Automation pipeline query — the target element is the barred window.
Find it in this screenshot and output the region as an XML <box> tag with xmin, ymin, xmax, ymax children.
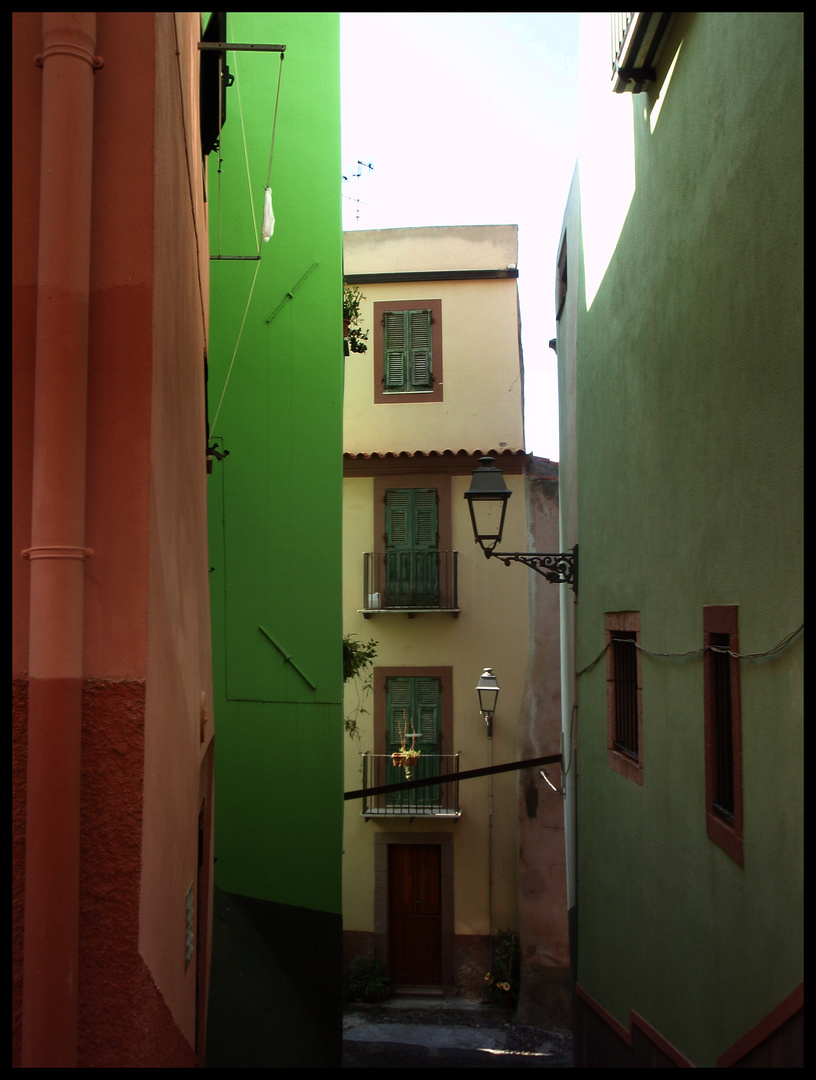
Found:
<box><xmin>704</xmin><ymin>606</ymin><xmax>743</xmax><ymax>865</ymax></box>
<box><xmin>606</xmin><ymin>612</ymin><xmax>643</xmax><ymax>785</ymax></box>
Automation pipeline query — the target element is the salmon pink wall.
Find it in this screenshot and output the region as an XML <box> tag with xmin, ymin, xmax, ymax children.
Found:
<box><xmin>13</xmin><ymin>12</ymin><xmax>214</xmax><ymax>1066</ymax></box>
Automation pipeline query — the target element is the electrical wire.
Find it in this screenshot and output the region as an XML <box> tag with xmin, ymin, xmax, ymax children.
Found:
<box><xmin>576</xmin><ymin>623</ymin><xmax>803</xmax><ymax>678</ymax></box>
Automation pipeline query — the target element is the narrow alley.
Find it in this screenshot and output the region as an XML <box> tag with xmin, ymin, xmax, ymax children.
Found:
<box><xmin>342</xmin><ymin>998</ymin><xmax>572</xmax><ymax>1068</ymax></box>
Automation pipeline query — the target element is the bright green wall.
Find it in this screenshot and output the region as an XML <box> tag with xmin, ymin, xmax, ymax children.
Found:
<box><xmin>571</xmin><ymin>12</ymin><xmax>802</xmax><ymax>1065</ymax></box>
<box><xmin>206</xmin><ymin>12</ymin><xmax>343</xmax><ymax>912</ymax></box>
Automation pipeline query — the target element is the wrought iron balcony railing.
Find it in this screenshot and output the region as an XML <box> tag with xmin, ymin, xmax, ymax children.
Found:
<box><xmin>611</xmin><ymin>12</ymin><xmax>674</xmax><ymax>94</ymax></box>
<box><xmin>361</xmin><ymin>550</ymin><xmax>459</xmax><ymax>614</ymax></box>
<box><xmin>359</xmin><ymin>752</ymin><xmax>461</xmax><ymax>818</ymax></box>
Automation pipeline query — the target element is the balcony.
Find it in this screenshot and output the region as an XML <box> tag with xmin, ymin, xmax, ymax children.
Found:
<box><xmin>359</xmin><ymin>753</ymin><xmax>461</xmax><ymax>819</ymax></box>
<box><xmin>611</xmin><ymin>12</ymin><xmax>674</xmax><ymax>94</ymax></box>
<box><xmin>360</xmin><ymin>550</ymin><xmax>459</xmax><ymax>616</ymax></box>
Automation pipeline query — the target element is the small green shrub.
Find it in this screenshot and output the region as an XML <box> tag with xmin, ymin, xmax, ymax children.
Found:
<box><xmin>484</xmin><ymin>927</ymin><xmax>520</xmax><ymax>1004</ymax></box>
<box><xmin>345</xmin><ymin>955</ymin><xmax>391</xmax><ymax>1003</ymax></box>
<box><xmin>343</xmin><ymin>634</ymin><xmax>377</xmax><ymax>742</ymax></box>
<box><xmin>343</xmin><ymin>284</ymin><xmax>369</xmax><ymax>354</ymax></box>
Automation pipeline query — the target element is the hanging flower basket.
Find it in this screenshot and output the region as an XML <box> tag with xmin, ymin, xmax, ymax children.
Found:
<box><xmin>391</xmin><ymin>751</ymin><xmax>421</xmax><ymax>772</ymax></box>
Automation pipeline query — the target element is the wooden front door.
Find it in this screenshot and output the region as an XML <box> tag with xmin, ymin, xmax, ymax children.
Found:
<box><xmin>388</xmin><ymin>844</ymin><xmax>442</xmax><ymax>987</ymax></box>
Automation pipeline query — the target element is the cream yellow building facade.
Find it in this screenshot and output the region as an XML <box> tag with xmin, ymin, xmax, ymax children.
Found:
<box><xmin>341</xmin><ymin>225</ymin><xmax>556</xmax><ymax>999</ymax></box>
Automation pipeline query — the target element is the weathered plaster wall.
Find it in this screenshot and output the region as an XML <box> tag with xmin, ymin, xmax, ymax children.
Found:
<box><xmin>566</xmin><ymin>11</ymin><xmax>803</xmax><ymax>1067</ymax></box>
<box><xmin>13</xmin><ymin>11</ymin><xmax>214</xmax><ymax>1065</ymax></box>
<box><xmin>517</xmin><ymin>458</ymin><xmax>570</xmax><ymax>1030</ymax></box>
<box><xmin>343</xmin><ymin>227</ymin><xmax>524</xmax><ymax>455</ymax></box>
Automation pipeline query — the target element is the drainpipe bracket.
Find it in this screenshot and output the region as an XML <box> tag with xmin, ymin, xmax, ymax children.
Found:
<box><xmin>22</xmin><ymin>545</ymin><xmax>94</xmax><ymax>560</ymax></box>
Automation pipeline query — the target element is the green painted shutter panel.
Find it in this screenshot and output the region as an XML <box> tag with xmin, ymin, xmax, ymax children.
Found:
<box><xmin>413</xmin><ymin>489</ymin><xmax>438</xmax><ymax>549</ymax></box>
<box><xmin>385</xmin><ymin>489</ymin><xmax>412</xmax><ymax>606</ymax></box>
<box><xmin>384</xmin><ymin>311</ymin><xmax>407</xmax><ymax>389</ymax></box>
<box><xmin>412</xmin><ymin>489</ymin><xmax>439</xmax><ymax>606</ymax></box>
<box><xmin>409</xmin><ymin>309</ymin><xmax>433</xmax><ymax>387</ymax></box>
<box><xmin>385</xmin><ymin>489</ymin><xmax>439</xmax><ymax>607</ymax></box>
<box><xmin>387</xmin><ymin>677</ymin><xmax>413</xmax><ymax>743</ymax></box>
<box><xmin>415</xmin><ymin>677</ymin><xmax>441</xmax><ymax>743</ymax></box>
<box><xmin>385</xmin><ymin>489</ymin><xmax>411</xmax><ymax>549</ymax></box>
<box><xmin>385</xmin><ymin>676</ymin><xmax>442</xmax><ymax>808</ymax></box>
<box><xmin>383</xmin><ymin>309</ymin><xmax>432</xmax><ymax>391</ymax></box>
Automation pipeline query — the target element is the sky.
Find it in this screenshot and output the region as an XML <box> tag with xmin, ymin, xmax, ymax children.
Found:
<box><xmin>340</xmin><ymin>12</ymin><xmax>581</xmax><ymax>462</ymax></box>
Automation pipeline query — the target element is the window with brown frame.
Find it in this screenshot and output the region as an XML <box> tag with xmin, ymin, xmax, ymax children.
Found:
<box><xmin>703</xmin><ymin>605</ymin><xmax>743</xmax><ymax>865</ymax></box>
<box><xmin>606</xmin><ymin>611</ymin><xmax>643</xmax><ymax>785</ymax></box>
<box><xmin>374</xmin><ymin>299</ymin><xmax>443</xmax><ymax>404</ymax></box>
<box><xmin>373</xmin><ymin>666</ymin><xmax>453</xmax><ymax>757</ymax></box>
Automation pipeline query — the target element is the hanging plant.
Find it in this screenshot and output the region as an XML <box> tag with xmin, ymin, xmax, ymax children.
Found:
<box><xmin>343</xmin><ymin>634</ymin><xmax>377</xmax><ymax>742</ymax></box>
<box><xmin>390</xmin><ymin>714</ymin><xmax>421</xmax><ymax>777</ymax></box>
<box><xmin>343</xmin><ymin>283</ymin><xmax>369</xmax><ymax>354</ymax></box>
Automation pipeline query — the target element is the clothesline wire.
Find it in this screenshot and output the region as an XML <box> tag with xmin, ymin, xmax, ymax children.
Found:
<box><xmin>266</xmin><ymin>52</ymin><xmax>284</xmax><ymax>189</ymax></box>
<box><xmin>210</xmin><ymin>46</ymin><xmax>285</xmax><ymax>440</ymax></box>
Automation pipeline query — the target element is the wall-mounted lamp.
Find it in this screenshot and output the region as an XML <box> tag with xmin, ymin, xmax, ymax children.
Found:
<box><xmin>476</xmin><ymin>667</ymin><xmax>500</xmax><ymax>738</ymax></box>
<box><xmin>464</xmin><ymin>456</ymin><xmax>578</xmax><ymax>592</ymax></box>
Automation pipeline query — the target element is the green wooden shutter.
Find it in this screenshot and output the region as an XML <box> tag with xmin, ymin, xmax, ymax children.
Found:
<box><xmin>383</xmin><ymin>311</ymin><xmax>407</xmax><ymax>389</ymax></box>
<box><xmin>385</xmin><ymin>489</ymin><xmax>439</xmax><ymax>607</ymax></box>
<box><xmin>409</xmin><ymin>309</ymin><xmax>433</xmax><ymax>388</ymax></box>
<box><xmin>412</xmin><ymin>489</ymin><xmax>439</xmax><ymax>606</ymax></box>
<box><xmin>412</xmin><ymin>489</ymin><xmax>438</xmax><ymax>549</ymax></box>
<box><xmin>383</xmin><ymin>309</ymin><xmax>433</xmax><ymax>391</ymax></box>
<box><xmin>386</xmin><ymin>676</ymin><xmax>413</xmax><ymax>744</ymax></box>
<box><xmin>385</xmin><ymin>489</ymin><xmax>412</xmax><ymax>606</ymax></box>
<box><xmin>386</xmin><ymin>676</ymin><xmax>442</xmax><ymax>807</ymax></box>
<box><xmin>415</xmin><ymin>677</ymin><xmax>441</xmax><ymax>745</ymax></box>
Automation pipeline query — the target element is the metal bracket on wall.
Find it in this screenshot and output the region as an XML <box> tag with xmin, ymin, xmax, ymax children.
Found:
<box><xmin>201</xmin><ymin>38</ymin><xmax>287</xmax><ymax>260</ymax></box>
<box><xmin>266</xmin><ymin>262</ymin><xmax>318</xmax><ymax>323</ymax></box>
<box><xmin>258</xmin><ymin>625</ymin><xmax>316</xmax><ymax>692</ymax></box>
<box><xmin>488</xmin><ymin>544</ymin><xmax>578</xmax><ymax>593</ymax></box>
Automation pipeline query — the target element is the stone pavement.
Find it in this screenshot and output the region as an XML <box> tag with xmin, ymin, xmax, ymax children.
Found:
<box><xmin>342</xmin><ymin>997</ymin><xmax>573</xmax><ymax>1068</ymax></box>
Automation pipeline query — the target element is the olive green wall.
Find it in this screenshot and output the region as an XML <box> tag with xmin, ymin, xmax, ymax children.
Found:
<box><xmin>561</xmin><ymin>12</ymin><xmax>802</xmax><ymax>1067</ymax></box>
<box><xmin>205</xmin><ymin>11</ymin><xmax>343</xmax><ymax>915</ymax></box>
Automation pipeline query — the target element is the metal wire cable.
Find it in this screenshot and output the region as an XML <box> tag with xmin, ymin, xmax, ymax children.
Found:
<box><xmin>577</xmin><ymin>623</ymin><xmax>803</xmax><ymax>678</ymax></box>
<box><xmin>210</xmin><ymin>45</ymin><xmax>285</xmax><ymax>439</ymax></box>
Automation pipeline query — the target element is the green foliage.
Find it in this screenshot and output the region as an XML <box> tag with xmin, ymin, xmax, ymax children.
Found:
<box><xmin>343</xmin><ymin>283</ymin><xmax>369</xmax><ymax>354</ymax></box>
<box><xmin>343</xmin><ymin>634</ymin><xmax>377</xmax><ymax>741</ymax></box>
<box><xmin>484</xmin><ymin>928</ymin><xmax>520</xmax><ymax>1004</ymax></box>
<box><xmin>344</xmin><ymin>955</ymin><xmax>391</xmax><ymax>1003</ymax></box>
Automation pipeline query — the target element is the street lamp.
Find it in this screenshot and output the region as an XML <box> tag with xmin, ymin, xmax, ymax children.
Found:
<box><xmin>464</xmin><ymin>456</ymin><xmax>578</xmax><ymax>592</ymax></box>
<box><xmin>476</xmin><ymin>666</ymin><xmax>500</xmax><ymax>977</ymax></box>
<box><xmin>476</xmin><ymin>667</ymin><xmax>500</xmax><ymax>737</ymax></box>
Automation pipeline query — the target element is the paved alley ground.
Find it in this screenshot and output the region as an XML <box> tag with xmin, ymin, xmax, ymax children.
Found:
<box><xmin>342</xmin><ymin>998</ymin><xmax>573</xmax><ymax>1068</ymax></box>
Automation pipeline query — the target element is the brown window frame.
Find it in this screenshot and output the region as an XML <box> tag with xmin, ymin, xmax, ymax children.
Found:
<box><xmin>703</xmin><ymin>605</ymin><xmax>743</xmax><ymax>865</ymax></box>
<box><xmin>374</xmin><ymin>299</ymin><xmax>444</xmax><ymax>404</ymax></box>
<box><xmin>374</xmin><ymin>474</ymin><xmax>452</xmax><ymax>553</ymax></box>
<box><xmin>373</xmin><ymin>666</ymin><xmax>453</xmax><ymax>756</ymax></box>
<box><xmin>605</xmin><ymin>611</ymin><xmax>643</xmax><ymax>785</ymax></box>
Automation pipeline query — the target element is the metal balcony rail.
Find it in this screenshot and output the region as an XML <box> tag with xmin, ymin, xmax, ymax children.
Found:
<box><xmin>361</xmin><ymin>550</ymin><xmax>458</xmax><ymax>613</ymax></box>
<box><xmin>360</xmin><ymin>753</ymin><xmax>461</xmax><ymax>818</ymax></box>
<box><xmin>611</xmin><ymin>12</ymin><xmax>674</xmax><ymax>94</ymax></box>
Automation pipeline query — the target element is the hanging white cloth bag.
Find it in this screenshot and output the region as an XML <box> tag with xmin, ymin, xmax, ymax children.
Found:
<box><xmin>262</xmin><ymin>186</ymin><xmax>275</xmax><ymax>242</ymax></box>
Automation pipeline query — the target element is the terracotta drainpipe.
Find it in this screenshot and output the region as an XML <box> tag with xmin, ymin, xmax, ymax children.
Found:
<box><xmin>22</xmin><ymin>13</ymin><xmax>101</xmax><ymax>1068</ymax></box>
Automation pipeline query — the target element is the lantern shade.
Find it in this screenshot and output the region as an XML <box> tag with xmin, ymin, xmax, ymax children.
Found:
<box><xmin>464</xmin><ymin>457</ymin><xmax>512</xmax><ymax>552</ymax></box>
<box><xmin>476</xmin><ymin>667</ymin><xmax>500</xmax><ymax>716</ymax></box>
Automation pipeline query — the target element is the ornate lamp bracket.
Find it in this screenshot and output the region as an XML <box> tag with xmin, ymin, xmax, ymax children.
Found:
<box><xmin>485</xmin><ymin>545</ymin><xmax>578</xmax><ymax>593</ymax></box>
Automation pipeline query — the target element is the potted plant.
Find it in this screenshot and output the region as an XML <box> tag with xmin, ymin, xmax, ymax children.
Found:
<box><xmin>390</xmin><ymin>715</ymin><xmax>421</xmax><ymax>777</ymax></box>
<box><xmin>483</xmin><ymin>928</ymin><xmax>520</xmax><ymax>1007</ymax></box>
<box><xmin>343</xmin><ymin>283</ymin><xmax>369</xmax><ymax>355</ymax></box>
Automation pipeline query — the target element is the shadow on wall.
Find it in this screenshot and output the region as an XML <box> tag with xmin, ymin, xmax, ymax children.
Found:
<box><xmin>206</xmin><ymin>887</ymin><xmax>342</xmax><ymax>1068</ymax></box>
